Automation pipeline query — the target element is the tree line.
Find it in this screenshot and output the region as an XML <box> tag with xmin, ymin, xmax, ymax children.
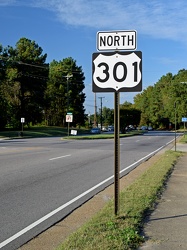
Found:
<box><xmin>0</xmin><ymin>38</ymin><xmax>85</xmax><ymax>129</ymax></box>
<box><xmin>93</xmin><ymin>69</ymin><xmax>187</xmax><ymax>131</ymax></box>
<box><xmin>1</xmin><ymin>37</ymin><xmax>187</xmax><ymax>130</ymax></box>
<box><xmin>133</xmin><ymin>69</ymin><xmax>187</xmax><ymax>129</ymax></box>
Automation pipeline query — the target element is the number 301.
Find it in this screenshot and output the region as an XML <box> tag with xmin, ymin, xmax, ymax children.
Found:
<box><xmin>96</xmin><ymin>62</ymin><xmax>138</xmax><ymax>83</ymax></box>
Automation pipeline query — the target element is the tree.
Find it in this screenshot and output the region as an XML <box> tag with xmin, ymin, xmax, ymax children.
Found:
<box><xmin>2</xmin><ymin>38</ymin><xmax>48</xmax><ymax>127</ymax></box>
<box><xmin>120</xmin><ymin>101</ymin><xmax>141</xmax><ymax>130</ymax></box>
<box><xmin>0</xmin><ymin>44</ymin><xmax>9</xmax><ymax>128</ymax></box>
<box><xmin>133</xmin><ymin>70</ymin><xmax>187</xmax><ymax>129</ymax></box>
<box><xmin>45</xmin><ymin>57</ymin><xmax>86</xmax><ymax>126</ymax></box>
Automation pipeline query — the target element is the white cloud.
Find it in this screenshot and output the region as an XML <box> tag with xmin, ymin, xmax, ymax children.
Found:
<box><xmin>2</xmin><ymin>0</ymin><xmax>187</xmax><ymax>43</ymax></box>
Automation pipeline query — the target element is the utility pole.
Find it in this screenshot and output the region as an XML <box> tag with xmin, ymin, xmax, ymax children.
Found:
<box><xmin>63</xmin><ymin>74</ymin><xmax>73</xmax><ymax>136</ymax></box>
<box><xmin>98</xmin><ymin>96</ymin><xmax>105</xmax><ymax>131</ymax></box>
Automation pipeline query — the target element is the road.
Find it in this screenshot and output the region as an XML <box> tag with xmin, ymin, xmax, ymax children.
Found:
<box><xmin>0</xmin><ymin>131</ymin><xmax>177</xmax><ymax>249</ymax></box>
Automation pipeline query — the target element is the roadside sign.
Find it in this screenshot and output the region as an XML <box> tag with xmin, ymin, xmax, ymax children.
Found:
<box><xmin>66</xmin><ymin>114</ymin><xmax>73</xmax><ymax>123</ymax></box>
<box><xmin>182</xmin><ymin>117</ymin><xmax>187</xmax><ymax>122</ymax></box>
<box><xmin>92</xmin><ymin>51</ymin><xmax>142</xmax><ymax>92</ymax></box>
<box><xmin>97</xmin><ymin>30</ymin><xmax>137</xmax><ymax>51</ymax></box>
<box><xmin>21</xmin><ymin>118</ymin><xmax>25</xmax><ymax>123</ymax></box>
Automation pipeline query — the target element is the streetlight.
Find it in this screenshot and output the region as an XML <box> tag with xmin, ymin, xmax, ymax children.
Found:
<box><xmin>98</xmin><ymin>96</ymin><xmax>105</xmax><ymax>131</ymax></box>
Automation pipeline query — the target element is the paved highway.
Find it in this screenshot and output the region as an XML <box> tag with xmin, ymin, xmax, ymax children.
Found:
<box><xmin>0</xmin><ymin>131</ymin><xmax>177</xmax><ymax>249</ymax></box>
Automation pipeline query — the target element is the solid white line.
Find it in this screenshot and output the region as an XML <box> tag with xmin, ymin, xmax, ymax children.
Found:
<box><xmin>0</xmin><ymin>139</ymin><xmax>174</xmax><ymax>248</ymax></box>
<box><xmin>49</xmin><ymin>154</ymin><xmax>71</xmax><ymax>161</ymax></box>
<box><xmin>0</xmin><ymin>175</ymin><xmax>113</xmax><ymax>249</ymax></box>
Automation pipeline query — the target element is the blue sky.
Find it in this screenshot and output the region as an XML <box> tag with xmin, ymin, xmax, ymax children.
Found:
<box><xmin>1</xmin><ymin>0</ymin><xmax>187</xmax><ymax>114</ymax></box>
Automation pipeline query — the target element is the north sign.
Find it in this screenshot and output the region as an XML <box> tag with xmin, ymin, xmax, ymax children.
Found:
<box><xmin>97</xmin><ymin>30</ymin><xmax>137</xmax><ymax>51</ymax></box>
<box><xmin>92</xmin><ymin>51</ymin><xmax>142</xmax><ymax>92</ymax></box>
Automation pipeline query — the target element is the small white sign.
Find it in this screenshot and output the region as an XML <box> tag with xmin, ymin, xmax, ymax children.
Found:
<box><xmin>71</xmin><ymin>129</ymin><xmax>77</xmax><ymax>135</ymax></box>
<box><xmin>97</xmin><ymin>30</ymin><xmax>137</xmax><ymax>51</ymax></box>
<box><xmin>66</xmin><ymin>114</ymin><xmax>73</xmax><ymax>123</ymax></box>
<box><xmin>21</xmin><ymin>118</ymin><xmax>25</xmax><ymax>123</ymax></box>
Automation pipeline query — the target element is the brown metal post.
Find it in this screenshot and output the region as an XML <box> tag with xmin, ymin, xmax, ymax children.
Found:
<box><xmin>114</xmin><ymin>91</ymin><xmax>120</xmax><ymax>215</ymax></box>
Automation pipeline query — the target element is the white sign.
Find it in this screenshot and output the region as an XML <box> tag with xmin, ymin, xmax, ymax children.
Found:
<box><xmin>66</xmin><ymin>114</ymin><xmax>73</xmax><ymax>123</ymax></box>
<box><xmin>71</xmin><ymin>129</ymin><xmax>77</xmax><ymax>135</ymax></box>
<box><xmin>97</xmin><ymin>30</ymin><xmax>137</xmax><ymax>51</ymax></box>
<box><xmin>21</xmin><ymin>118</ymin><xmax>25</xmax><ymax>123</ymax></box>
<box><xmin>182</xmin><ymin>117</ymin><xmax>187</xmax><ymax>122</ymax></box>
<box><xmin>92</xmin><ymin>51</ymin><xmax>142</xmax><ymax>92</ymax></box>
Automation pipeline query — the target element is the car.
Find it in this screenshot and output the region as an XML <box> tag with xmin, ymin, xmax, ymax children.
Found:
<box><xmin>108</xmin><ymin>125</ymin><xmax>114</xmax><ymax>131</ymax></box>
<box><xmin>141</xmin><ymin>126</ymin><xmax>148</xmax><ymax>130</ymax></box>
<box><xmin>102</xmin><ymin>127</ymin><xmax>108</xmax><ymax>132</ymax></box>
<box><xmin>90</xmin><ymin>127</ymin><xmax>101</xmax><ymax>134</ymax></box>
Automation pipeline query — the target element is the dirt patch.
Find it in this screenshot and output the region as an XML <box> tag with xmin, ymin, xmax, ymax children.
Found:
<box><xmin>19</xmin><ymin>148</ymin><xmax>168</xmax><ymax>250</ymax></box>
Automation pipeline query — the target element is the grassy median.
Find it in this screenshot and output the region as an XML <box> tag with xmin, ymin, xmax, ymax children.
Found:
<box><xmin>57</xmin><ymin>150</ymin><xmax>182</xmax><ymax>250</ymax></box>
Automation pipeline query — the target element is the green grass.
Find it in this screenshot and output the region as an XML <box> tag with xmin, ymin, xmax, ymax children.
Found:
<box><xmin>180</xmin><ymin>132</ymin><xmax>187</xmax><ymax>143</ymax></box>
<box><xmin>0</xmin><ymin>126</ymin><xmax>143</xmax><ymax>139</ymax></box>
<box><xmin>57</xmin><ymin>150</ymin><xmax>182</xmax><ymax>250</ymax></box>
<box><xmin>0</xmin><ymin>126</ymin><xmax>90</xmax><ymax>138</ymax></box>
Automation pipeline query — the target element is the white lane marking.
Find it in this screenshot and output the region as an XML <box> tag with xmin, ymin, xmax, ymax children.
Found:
<box><xmin>49</xmin><ymin>154</ymin><xmax>71</xmax><ymax>161</ymax></box>
<box><xmin>0</xmin><ymin>175</ymin><xmax>114</xmax><ymax>249</ymax></box>
<box><xmin>0</xmin><ymin>138</ymin><xmax>174</xmax><ymax>249</ymax></box>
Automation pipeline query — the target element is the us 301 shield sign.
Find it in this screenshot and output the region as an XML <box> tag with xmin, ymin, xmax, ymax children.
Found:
<box><xmin>92</xmin><ymin>51</ymin><xmax>142</xmax><ymax>92</ymax></box>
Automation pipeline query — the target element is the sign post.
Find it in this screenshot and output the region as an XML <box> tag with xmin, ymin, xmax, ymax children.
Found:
<box><xmin>93</xmin><ymin>30</ymin><xmax>142</xmax><ymax>215</ymax></box>
<box><xmin>114</xmin><ymin>91</ymin><xmax>120</xmax><ymax>215</ymax></box>
<box><xmin>66</xmin><ymin>113</ymin><xmax>73</xmax><ymax>136</ymax></box>
<box><xmin>21</xmin><ymin>118</ymin><xmax>25</xmax><ymax>136</ymax></box>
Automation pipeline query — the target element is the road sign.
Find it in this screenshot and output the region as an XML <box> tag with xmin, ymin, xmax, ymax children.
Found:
<box><xmin>21</xmin><ymin>118</ymin><xmax>25</xmax><ymax>123</ymax></box>
<box><xmin>66</xmin><ymin>114</ymin><xmax>73</xmax><ymax>123</ymax></box>
<box><xmin>92</xmin><ymin>51</ymin><xmax>142</xmax><ymax>92</ymax></box>
<box><xmin>182</xmin><ymin>117</ymin><xmax>187</xmax><ymax>122</ymax></box>
<box><xmin>97</xmin><ymin>30</ymin><xmax>137</xmax><ymax>51</ymax></box>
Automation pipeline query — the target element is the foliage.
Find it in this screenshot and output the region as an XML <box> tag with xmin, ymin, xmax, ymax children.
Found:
<box><xmin>45</xmin><ymin>58</ymin><xmax>86</xmax><ymax>126</ymax></box>
<box><xmin>0</xmin><ymin>38</ymin><xmax>49</xmax><ymax>128</ymax></box>
<box><xmin>134</xmin><ymin>70</ymin><xmax>187</xmax><ymax>129</ymax></box>
<box><xmin>120</xmin><ymin>101</ymin><xmax>141</xmax><ymax>131</ymax></box>
<box><xmin>0</xmin><ymin>38</ymin><xmax>86</xmax><ymax>129</ymax></box>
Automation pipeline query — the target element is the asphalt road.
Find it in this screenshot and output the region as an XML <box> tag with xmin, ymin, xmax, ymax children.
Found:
<box><xmin>0</xmin><ymin>131</ymin><xmax>178</xmax><ymax>249</ymax></box>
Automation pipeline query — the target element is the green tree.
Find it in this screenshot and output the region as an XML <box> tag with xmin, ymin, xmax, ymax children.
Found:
<box><xmin>2</xmin><ymin>38</ymin><xmax>48</xmax><ymax>127</ymax></box>
<box><xmin>45</xmin><ymin>57</ymin><xmax>86</xmax><ymax>126</ymax></box>
<box><xmin>134</xmin><ymin>70</ymin><xmax>187</xmax><ymax>129</ymax></box>
<box><xmin>120</xmin><ymin>101</ymin><xmax>141</xmax><ymax>131</ymax></box>
<box><xmin>0</xmin><ymin>44</ymin><xmax>9</xmax><ymax>128</ymax></box>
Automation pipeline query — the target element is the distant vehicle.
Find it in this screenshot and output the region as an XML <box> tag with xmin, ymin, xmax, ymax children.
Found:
<box><xmin>108</xmin><ymin>125</ymin><xmax>114</xmax><ymax>131</ymax></box>
<box><xmin>90</xmin><ymin>127</ymin><xmax>101</xmax><ymax>134</ymax></box>
<box><xmin>125</xmin><ymin>125</ymin><xmax>135</xmax><ymax>131</ymax></box>
<box><xmin>141</xmin><ymin>126</ymin><xmax>148</xmax><ymax>130</ymax></box>
<box><xmin>148</xmin><ymin>126</ymin><xmax>153</xmax><ymax>131</ymax></box>
<box><xmin>102</xmin><ymin>127</ymin><xmax>108</xmax><ymax>132</ymax></box>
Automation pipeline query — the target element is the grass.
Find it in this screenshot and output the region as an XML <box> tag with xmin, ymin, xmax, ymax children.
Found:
<box><xmin>57</xmin><ymin>150</ymin><xmax>182</xmax><ymax>250</ymax></box>
<box><xmin>0</xmin><ymin>126</ymin><xmax>89</xmax><ymax>138</ymax></box>
<box><xmin>180</xmin><ymin>132</ymin><xmax>187</xmax><ymax>143</ymax></box>
<box><xmin>0</xmin><ymin>126</ymin><xmax>143</xmax><ymax>139</ymax></box>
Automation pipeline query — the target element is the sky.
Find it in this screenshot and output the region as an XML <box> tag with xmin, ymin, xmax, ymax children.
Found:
<box><xmin>1</xmin><ymin>0</ymin><xmax>187</xmax><ymax>114</ymax></box>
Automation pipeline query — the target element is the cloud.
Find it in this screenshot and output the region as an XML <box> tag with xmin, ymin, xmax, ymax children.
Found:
<box><xmin>2</xmin><ymin>0</ymin><xmax>187</xmax><ymax>43</ymax></box>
